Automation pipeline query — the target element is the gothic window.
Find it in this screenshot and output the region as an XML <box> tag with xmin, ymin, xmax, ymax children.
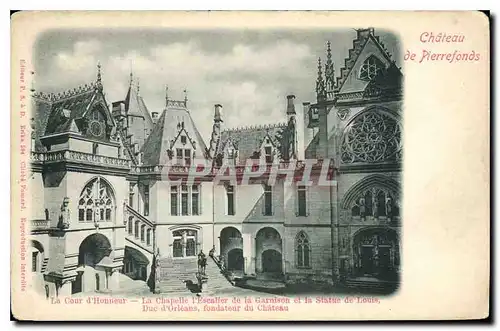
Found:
<box><xmin>341</xmin><ymin>109</ymin><xmax>402</xmax><ymax>164</ymax></box>
<box><xmin>143</xmin><ymin>184</ymin><xmax>149</xmax><ymax>216</ymax></box>
<box><xmin>134</xmin><ymin>221</ymin><xmax>139</xmax><ymax>238</ymax></box>
<box><xmin>264</xmin><ymin>146</ymin><xmax>273</xmax><ymax>164</ymax></box>
<box><xmin>226</xmin><ymin>185</ymin><xmax>235</xmax><ymax>216</ymax></box>
<box><xmin>78</xmin><ymin>177</ymin><xmax>115</xmax><ymax>223</ymax></box>
<box><xmin>140</xmin><ymin>225</ymin><xmax>145</xmax><ymax>242</ymax></box>
<box><xmin>297</xmin><ymin>185</ymin><xmax>307</xmax><ymax>216</ymax></box>
<box><xmin>171</xmin><ymin>186</ymin><xmax>178</xmax><ymax>216</ymax></box>
<box><xmin>92</xmin><ymin>143</ymin><xmax>99</xmax><ymax>155</ymax></box>
<box><xmin>146</xmin><ymin>229</ymin><xmax>152</xmax><ymax>246</ymax></box>
<box><xmin>295</xmin><ymin>231</ymin><xmax>311</xmax><ymax>268</ymax></box>
<box><xmin>170</xmin><ymin>184</ymin><xmax>200</xmax><ymax>216</ymax></box>
<box><xmin>191</xmin><ymin>185</ymin><xmax>200</xmax><ymax>215</ymax></box>
<box><xmin>359</xmin><ymin>55</ymin><xmax>384</xmax><ymax>81</ymax></box>
<box><xmin>184</xmin><ymin>149</ymin><xmax>191</xmax><ymax>166</ymax></box>
<box><xmin>181</xmin><ymin>185</ymin><xmax>189</xmax><ymax>215</ymax></box>
<box><xmin>181</xmin><ymin>135</ymin><xmax>187</xmax><ymax>144</ymax></box>
<box><xmin>128</xmin><ymin>216</ymin><xmax>133</xmax><ymax>234</ymax></box>
<box><xmin>263</xmin><ymin>184</ymin><xmax>273</xmax><ymax>216</ymax></box>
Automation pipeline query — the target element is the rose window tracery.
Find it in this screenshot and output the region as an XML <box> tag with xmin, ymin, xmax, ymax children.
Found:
<box><xmin>341</xmin><ymin>110</ymin><xmax>401</xmax><ymax>164</ymax></box>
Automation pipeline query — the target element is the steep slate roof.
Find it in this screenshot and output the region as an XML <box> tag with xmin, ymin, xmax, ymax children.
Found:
<box><xmin>214</xmin><ymin>123</ymin><xmax>290</xmax><ymax>165</ymax></box>
<box><xmin>140</xmin><ymin>103</ymin><xmax>209</xmax><ymax>166</ymax></box>
<box><xmin>124</xmin><ymin>84</ymin><xmax>154</xmax><ymax>131</ymax></box>
<box><xmin>31</xmin><ymin>83</ymin><xmax>102</xmax><ymax>151</ymax></box>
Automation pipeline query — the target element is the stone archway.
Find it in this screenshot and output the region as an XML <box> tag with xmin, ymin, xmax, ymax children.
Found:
<box><xmin>123</xmin><ymin>246</ymin><xmax>150</xmax><ymax>281</ymax></box>
<box><xmin>352</xmin><ymin>227</ymin><xmax>399</xmax><ymax>280</ymax></box>
<box><xmin>255</xmin><ymin>227</ymin><xmax>282</xmax><ymax>275</ymax></box>
<box><xmin>73</xmin><ymin>233</ymin><xmax>112</xmax><ymax>294</ymax></box>
<box><xmin>219</xmin><ymin>227</ymin><xmax>243</xmax><ymax>270</ymax></box>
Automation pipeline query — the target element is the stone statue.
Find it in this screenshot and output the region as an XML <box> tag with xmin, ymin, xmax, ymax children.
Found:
<box><xmin>94</xmin><ymin>200</ymin><xmax>101</xmax><ymax>228</ymax></box>
<box><xmin>386</xmin><ymin>197</ymin><xmax>393</xmax><ymax>219</ymax></box>
<box><xmin>372</xmin><ymin>194</ymin><xmax>378</xmax><ymax>218</ymax></box>
<box><xmin>58</xmin><ymin>197</ymin><xmax>70</xmax><ymax>229</ymax></box>
<box><xmin>359</xmin><ymin>197</ymin><xmax>366</xmax><ymax>219</ymax></box>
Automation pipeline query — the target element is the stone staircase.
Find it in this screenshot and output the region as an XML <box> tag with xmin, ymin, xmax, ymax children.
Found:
<box><xmin>204</xmin><ymin>257</ymin><xmax>234</xmax><ymax>293</ymax></box>
<box><xmin>344</xmin><ymin>277</ymin><xmax>399</xmax><ymax>294</ymax></box>
<box><xmin>157</xmin><ymin>257</ymin><xmax>198</xmax><ymax>293</ymax></box>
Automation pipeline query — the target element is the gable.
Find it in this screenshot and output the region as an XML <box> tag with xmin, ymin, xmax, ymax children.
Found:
<box><xmin>338</xmin><ymin>35</ymin><xmax>393</xmax><ymax>94</ymax></box>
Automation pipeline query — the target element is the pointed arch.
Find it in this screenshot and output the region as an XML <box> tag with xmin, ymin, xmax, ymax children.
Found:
<box><xmin>295</xmin><ymin>231</ymin><xmax>311</xmax><ymax>268</ymax></box>
<box><xmin>342</xmin><ymin>174</ymin><xmax>400</xmax><ymax>210</ymax></box>
<box><xmin>78</xmin><ymin>177</ymin><xmax>116</xmax><ymax>223</ymax></box>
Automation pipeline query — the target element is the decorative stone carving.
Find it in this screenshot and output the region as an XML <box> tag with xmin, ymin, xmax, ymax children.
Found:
<box><xmin>341</xmin><ymin>110</ymin><xmax>402</xmax><ymax>164</ymax></box>
<box><xmin>58</xmin><ymin>197</ymin><xmax>70</xmax><ymax>229</ymax></box>
<box><xmin>337</xmin><ymin>108</ymin><xmax>350</xmax><ymax>120</ymax></box>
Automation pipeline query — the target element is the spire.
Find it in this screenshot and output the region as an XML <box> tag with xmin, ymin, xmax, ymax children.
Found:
<box><xmin>96</xmin><ymin>61</ymin><xmax>103</xmax><ymax>92</ymax></box>
<box><xmin>315</xmin><ymin>57</ymin><xmax>326</xmax><ymax>102</ymax></box>
<box><xmin>30</xmin><ymin>71</ymin><xmax>35</xmax><ymax>94</ymax></box>
<box><xmin>129</xmin><ymin>71</ymin><xmax>133</xmax><ymax>88</ymax></box>
<box><xmin>137</xmin><ymin>77</ymin><xmax>140</xmax><ymax>96</ymax></box>
<box><xmin>183</xmin><ymin>89</ymin><xmax>188</xmax><ymax>106</ymax></box>
<box><xmin>165</xmin><ymin>85</ymin><xmax>169</xmax><ymax>107</ymax></box>
<box><xmin>325</xmin><ymin>41</ymin><xmax>335</xmax><ymax>97</ymax></box>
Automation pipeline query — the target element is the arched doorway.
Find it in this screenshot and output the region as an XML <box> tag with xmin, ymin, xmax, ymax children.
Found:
<box><xmin>123</xmin><ymin>246</ymin><xmax>150</xmax><ymax>281</ymax></box>
<box><xmin>227</xmin><ymin>248</ymin><xmax>244</xmax><ymax>271</ymax></box>
<box><xmin>73</xmin><ymin>233</ymin><xmax>112</xmax><ymax>294</ymax></box>
<box><xmin>255</xmin><ymin>227</ymin><xmax>282</xmax><ymax>275</ymax></box>
<box><xmin>352</xmin><ymin>228</ymin><xmax>399</xmax><ymax>280</ymax></box>
<box><xmin>219</xmin><ymin>227</ymin><xmax>243</xmax><ymax>271</ymax></box>
<box><xmin>262</xmin><ymin>249</ymin><xmax>282</xmax><ymax>273</ymax></box>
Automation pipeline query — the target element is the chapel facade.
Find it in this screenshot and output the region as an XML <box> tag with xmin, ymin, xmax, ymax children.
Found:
<box><xmin>28</xmin><ymin>28</ymin><xmax>402</xmax><ymax>297</ymax></box>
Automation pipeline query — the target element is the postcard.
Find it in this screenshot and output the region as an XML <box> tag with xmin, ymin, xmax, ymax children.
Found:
<box><xmin>10</xmin><ymin>11</ymin><xmax>490</xmax><ymax>321</ymax></box>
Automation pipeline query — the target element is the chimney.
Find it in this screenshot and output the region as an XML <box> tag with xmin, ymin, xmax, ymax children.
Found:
<box><xmin>152</xmin><ymin>111</ymin><xmax>159</xmax><ymax>124</ymax></box>
<box><xmin>214</xmin><ymin>104</ymin><xmax>223</xmax><ymax>123</ymax></box>
<box><xmin>286</xmin><ymin>95</ymin><xmax>296</xmax><ymax>115</ymax></box>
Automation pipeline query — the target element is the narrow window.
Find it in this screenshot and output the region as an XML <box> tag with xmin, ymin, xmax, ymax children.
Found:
<box><xmin>227</xmin><ymin>185</ymin><xmax>235</xmax><ymax>215</ymax></box>
<box><xmin>265</xmin><ymin>146</ymin><xmax>273</xmax><ymax>163</ymax></box>
<box><xmin>176</xmin><ymin>148</ymin><xmax>183</xmax><ymax>165</ymax></box>
<box><xmin>135</xmin><ymin>221</ymin><xmax>139</xmax><ymax>239</ymax></box>
<box><xmin>32</xmin><ymin>251</ymin><xmax>39</xmax><ymax>272</ymax></box>
<box><xmin>184</xmin><ymin>149</ymin><xmax>191</xmax><ymax>166</ymax></box>
<box><xmin>143</xmin><ymin>184</ymin><xmax>149</xmax><ymax>216</ymax></box>
<box><xmin>297</xmin><ymin>185</ymin><xmax>307</xmax><ymax>216</ymax></box>
<box><xmin>92</xmin><ymin>143</ymin><xmax>99</xmax><ymax>155</ymax></box>
<box><xmin>140</xmin><ymin>225</ymin><xmax>145</xmax><ymax>242</ymax></box>
<box><xmin>146</xmin><ymin>229</ymin><xmax>151</xmax><ymax>246</ymax></box>
<box><xmin>296</xmin><ymin>231</ymin><xmax>311</xmax><ymax>268</ymax></box>
<box><xmin>264</xmin><ymin>184</ymin><xmax>272</xmax><ymax>216</ymax></box>
<box><xmin>170</xmin><ymin>186</ymin><xmax>178</xmax><ymax>216</ymax></box>
<box><xmin>191</xmin><ymin>184</ymin><xmax>199</xmax><ymax>215</ymax></box>
<box><xmin>180</xmin><ymin>135</ymin><xmax>187</xmax><ymax>144</ymax></box>
<box><xmin>181</xmin><ymin>185</ymin><xmax>189</xmax><ymax>215</ymax></box>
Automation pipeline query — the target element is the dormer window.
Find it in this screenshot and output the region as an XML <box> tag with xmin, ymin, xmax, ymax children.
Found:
<box><xmin>359</xmin><ymin>55</ymin><xmax>384</xmax><ymax>81</ymax></box>
<box><xmin>181</xmin><ymin>135</ymin><xmax>187</xmax><ymax>144</ymax></box>
<box><xmin>265</xmin><ymin>146</ymin><xmax>273</xmax><ymax>164</ymax></box>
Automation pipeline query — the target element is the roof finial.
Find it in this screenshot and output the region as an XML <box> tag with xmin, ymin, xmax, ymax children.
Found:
<box><xmin>183</xmin><ymin>89</ymin><xmax>188</xmax><ymax>106</ymax></box>
<box><xmin>325</xmin><ymin>41</ymin><xmax>335</xmax><ymax>97</ymax></box>
<box><xmin>165</xmin><ymin>85</ymin><xmax>169</xmax><ymax>107</ymax></box>
<box><xmin>129</xmin><ymin>60</ymin><xmax>133</xmax><ymax>87</ymax></box>
<box><xmin>137</xmin><ymin>77</ymin><xmax>140</xmax><ymax>96</ymax></box>
<box><xmin>96</xmin><ymin>61</ymin><xmax>103</xmax><ymax>92</ymax></box>
<box><xmin>316</xmin><ymin>57</ymin><xmax>326</xmax><ymax>102</ymax></box>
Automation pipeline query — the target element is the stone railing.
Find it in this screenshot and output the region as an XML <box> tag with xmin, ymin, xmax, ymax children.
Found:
<box><xmin>31</xmin><ymin>150</ymin><xmax>130</xmax><ymax>168</ymax></box>
<box><xmin>31</xmin><ymin>219</ymin><xmax>49</xmax><ymax>230</ymax></box>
